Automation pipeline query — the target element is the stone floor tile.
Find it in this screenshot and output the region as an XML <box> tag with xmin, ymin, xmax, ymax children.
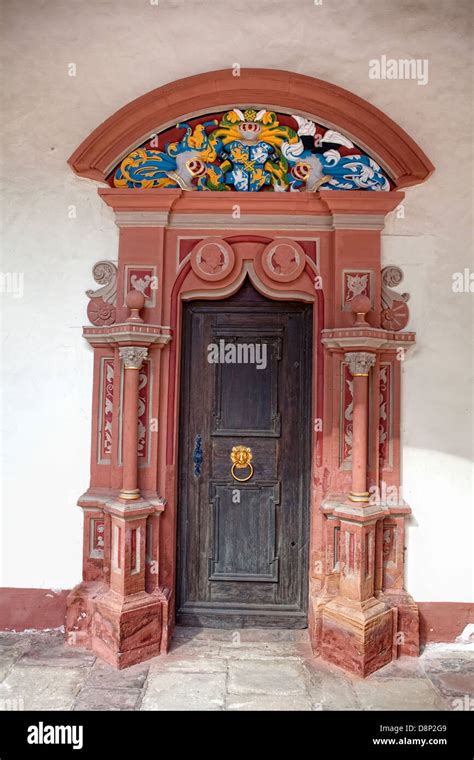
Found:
<box><xmin>86</xmin><ymin>659</ymin><xmax>149</xmax><ymax>690</ymax></box>
<box><xmin>227</xmin><ymin>658</ymin><xmax>307</xmax><ymax>696</ymax></box>
<box><xmin>0</xmin><ymin>658</ymin><xmax>15</xmax><ymax>685</ymax></box>
<box><xmin>303</xmin><ymin>659</ymin><xmax>361</xmax><ymax>710</ymax></box>
<box><xmin>141</xmin><ymin>671</ymin><xmax>226</xmax><ymax>711</ymax></box>
<box><xmin>0</xmin><ymin>633</ymin><xmax>33</xmax><ymax>653</ymax></box>
<box><xmin>368</xmin><ymin>655</ymin><xmax>425</xmax><ymax>680</ymax></box>
<box><xmin>73</xmin><ymin>686</ymin><xmax>142</xmax><ymax>711</ymax></box>
<box><xmin>232</xmin><ymin>628</ymin><xmax>310</xmax><ymax>644</ymax></box>
<box><xmin>172</xmin><ymin>627</ymin><xmax>236</xmax><ymax>643</ymax></box>
<box><xmin>353</xmin><ymin>677</ymin><xmax>449</xmax><ymax>711</ymax></box>
<box><xmin>172</xmin><ymin>626</ymin><xmax>309</xmax><ymax>644</ymax></box>
<box><xmin>0</xmin><ymin>634</ymin><xmax>33</xmax><ymax>683</ymax></box>
<box><xmin>167</xmin><ymin>639</ymin><xmax>222</xmax><ymax>658</ymax></box>
<box><xmin>0</xmin><ymin>644</ymin><xmax>29</xmax><ymax>683</ymax></box>
<box><xmin>428</xmin><ymin>672</ymin><xmax>474</xmax><ymax>705</ymax></box>
<box><xmin>226</xmin><ymin>694</ymin><xmax>312</xmax><ymax>711</ymax></box>
<box><xmin>420</xmin><ymin>651</ymin><xmax>474</xmax><ymax>675</ymax></box>
<box><xmin>0</xmin><ymin>664</ymin><xmax>89</xmax><ymax>711</ymax></box>
<box><xmin>18</xmin><ymin>632</ymin><xmax>95</xmax><ymax>668</ymax></box>
<box><xmin>220</xmin><ymin>644</ymin><xmax>301</xmax><ymax>660</ymax></box>
<box><xmin>149</xmin><ymin>655</ymin><xmax>227</xmax><ymax>673</ymax></box>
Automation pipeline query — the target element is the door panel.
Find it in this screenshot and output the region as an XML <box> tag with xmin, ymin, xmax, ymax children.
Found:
<box><xmin>213</xmin><ymin>332</ymin><xmax>281</xmax><ymax>436</ymax></box>
<box><xmin>177</xmin><ymin>279</ymin><xmax>312</xmax><ymax>627</ymax></box>
<box><xmin>209</xmin><ymin>483</ymin><xmax>279</xmax><ymax>583</ymax></box>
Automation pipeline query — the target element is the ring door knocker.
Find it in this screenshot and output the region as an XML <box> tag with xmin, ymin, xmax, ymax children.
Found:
<box><xmin>230</xmin><ymin>445</ymin><xmax>254</xmax><ymax>483</ymax></box>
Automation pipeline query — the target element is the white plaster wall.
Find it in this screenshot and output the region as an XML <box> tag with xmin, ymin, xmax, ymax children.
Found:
<box><xmin>1</xmin><ymin>0</ymin><xmax>472</xmax><ymax>600</ymax></box>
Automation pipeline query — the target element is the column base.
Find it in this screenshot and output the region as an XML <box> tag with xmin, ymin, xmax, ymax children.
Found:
<box><xmin>321</xmin><ymin>596</ymin><xmax>393</xmax><ymax>676</ymax></box>
<box><xmin>66</xmin><ymin>582</ymin><xmax>168</xmax><ymax>669</ymax></box>
<box><xmin>379</xmin><ymin>590</ymin><xmax>420</xmax><ymax>657</ymax></box>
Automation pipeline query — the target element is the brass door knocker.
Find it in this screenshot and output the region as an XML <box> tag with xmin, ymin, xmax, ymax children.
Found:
<box><xmin>230</xmin><ymin>445</ymin><xmax>254</xmax><ymax>482</ymax></box>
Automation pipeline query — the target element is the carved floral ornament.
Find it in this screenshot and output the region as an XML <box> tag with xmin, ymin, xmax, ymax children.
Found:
<box><xmin>111</xmin><ymin>108</ymin><xmax>391</xmax><ymax>193</ymax></box>
<box><xmin>345</xmin><ymin>352</ymin><xmax>376</xmax><ymax>377</ymax></box>
<box><xmin>119</xmin><ymin>346</ymin><xmax>148</xmax><ymax>370</ymax></box>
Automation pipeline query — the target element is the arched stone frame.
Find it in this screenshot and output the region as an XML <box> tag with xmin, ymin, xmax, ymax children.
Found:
<box><xmin>68</xmin><ymin>68</ymin><xmax>433</xmax><ymax>187</ymax></box>
<box><xmin>66</xmin><ymin>69</ymin><xmax>433</xmax><ymax>676</ymax></box>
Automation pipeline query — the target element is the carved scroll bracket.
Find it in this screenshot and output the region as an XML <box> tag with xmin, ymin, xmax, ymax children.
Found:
<box><xmin>86</xmin><ymin>261</ymin><xmax>118</xmax><ymax>326</ymax></box>
<box><xmin>381</xmin><ymin>266</ymin><xmax>409</xmax><ymax>331</ymax></box>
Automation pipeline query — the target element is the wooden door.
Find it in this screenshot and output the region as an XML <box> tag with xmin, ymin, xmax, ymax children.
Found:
<box><xmin>177</xmin><ymin>279</ymin><xmax>312</xmax><ymax>627</ymax></box>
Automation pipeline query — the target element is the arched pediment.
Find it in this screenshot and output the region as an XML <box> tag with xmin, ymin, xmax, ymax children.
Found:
<box><xmin>69</xmin><ymin>69</ymin><xmax>433</xmax><ymax>191</ymax></box>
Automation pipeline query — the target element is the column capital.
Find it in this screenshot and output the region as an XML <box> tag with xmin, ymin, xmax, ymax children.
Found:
<box><xmin>119</xmin><ymin>346</ymin><xmax>148</xmax><ymax>370</ymax></box>
<box><xmin>344</xmin><ymin>351</ymin><xmax>376</xmax><ymax>377</ymax></box>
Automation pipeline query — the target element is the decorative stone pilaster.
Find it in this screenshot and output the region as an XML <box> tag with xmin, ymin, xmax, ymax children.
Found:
<box><xmin>89</xmin><ymin>297</ymin><xmax>165</xmax><ymax>668</ymax></box>
<box><xmin>317</xmin><ymin>324</ymin><xmax>419</xmax><ymax>674</ymax></box>
<box><xmin>320</xmin><ymin>343</ymin><xmax>393</xmax><ymax>675</ymax></box>
<box><xmin>66</xmin><ymin>289</ymin><xmax>171</xmax><ymax>668</ymax></box>
<box><xmin>345</xmin><ymin>351</ymin><xmax>376</xmax><ymax>503</ymax></box>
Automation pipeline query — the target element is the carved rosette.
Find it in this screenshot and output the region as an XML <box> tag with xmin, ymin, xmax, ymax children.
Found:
<box><xmin>119</xmin><ymin>347</ymin><xmax>148</xmax><ymax>370</ymax></box>
<box><xmin>345</xmin><ymin>352</ymin><xmax>376</xmax><ymax>377</ymax></box>
<box><xmin>86</xmin><ymin>261</ymin><xmax>118</xmax><ymax>326</ymax></box>
<box><xmin>381</xmin><ymin>266</ymin><xmax>410</xmax><ymax>331</ymax></box>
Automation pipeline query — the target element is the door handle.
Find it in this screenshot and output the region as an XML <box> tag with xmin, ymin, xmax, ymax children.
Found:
<box><xmin>230</xmin><ymin>445</ymin><xmax>254</xmax><ymax>482</ymax></box>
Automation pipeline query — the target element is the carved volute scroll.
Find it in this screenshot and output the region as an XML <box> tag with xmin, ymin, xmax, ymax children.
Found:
<box><xmin>86</xmin><ymin>261</ymin><xmax>118</xmax><ymax>326</ymax></box>
<box><xmin>381</xmin><ymin>265</ymin><xmax>410</xmax><ymax>331</ymax></box>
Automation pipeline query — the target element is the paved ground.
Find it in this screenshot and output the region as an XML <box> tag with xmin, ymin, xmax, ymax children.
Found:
<box><xmin>0</xmin><ymin>628</ymin><xmax>473</xmax><ymax>711</ymax></box>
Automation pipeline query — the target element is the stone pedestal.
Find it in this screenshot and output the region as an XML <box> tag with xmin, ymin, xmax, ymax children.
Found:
<box><xmin>381</xmin><ymin>590</ymin><xmax>420</xmax><ymax>658</ymax></box>
<box><xmin>322</xmin><ymin>596</ymin><xmax>393</xmax><ymax>676</ymax></box>
<box><xmin>319</xmin><ymin>348</ymin><xmax>401</xmax><ymax>675</ymax></box>
<box><xmin>91</xmin><ymin>589</ymin><xmax>164</xmax><ymax>669</ymax></box>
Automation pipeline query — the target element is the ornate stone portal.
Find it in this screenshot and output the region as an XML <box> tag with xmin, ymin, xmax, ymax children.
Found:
<box><xmin>66</xmin><ymin>69</ymin><xmax>433</xmax><ymax>675</ymax></box>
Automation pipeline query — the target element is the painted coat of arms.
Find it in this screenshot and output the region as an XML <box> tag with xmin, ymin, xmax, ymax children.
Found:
<box><xmin>112</xmin><ymin>108</ymin><xmax>390</xmax><ymax>192</ymax></box>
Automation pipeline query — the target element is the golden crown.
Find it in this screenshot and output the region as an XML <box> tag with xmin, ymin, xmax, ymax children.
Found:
<box><xmin>244</xmin><ymin>109</ymin><xmax>257</xmax><ymax>122</ymax></box>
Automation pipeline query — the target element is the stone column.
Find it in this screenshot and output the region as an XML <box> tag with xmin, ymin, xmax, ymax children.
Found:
<box><xmin>118</xmin><ymin>346</ymin><xmax>148</xmax><ymax>501</ymax></box>
<box><xmin>90</xmin><ymin>342</ymin><xmax>165</xmax><ymax>667</ymax></box>
<box><xmin>321</xmin><ymin>352</ymin><xmax>394</xmax><ymax>675</ymax></box>
<box><xmin>345</xmin><ymin>351</ymin><xmax>376</xmax><ymax>503</ymax></box>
